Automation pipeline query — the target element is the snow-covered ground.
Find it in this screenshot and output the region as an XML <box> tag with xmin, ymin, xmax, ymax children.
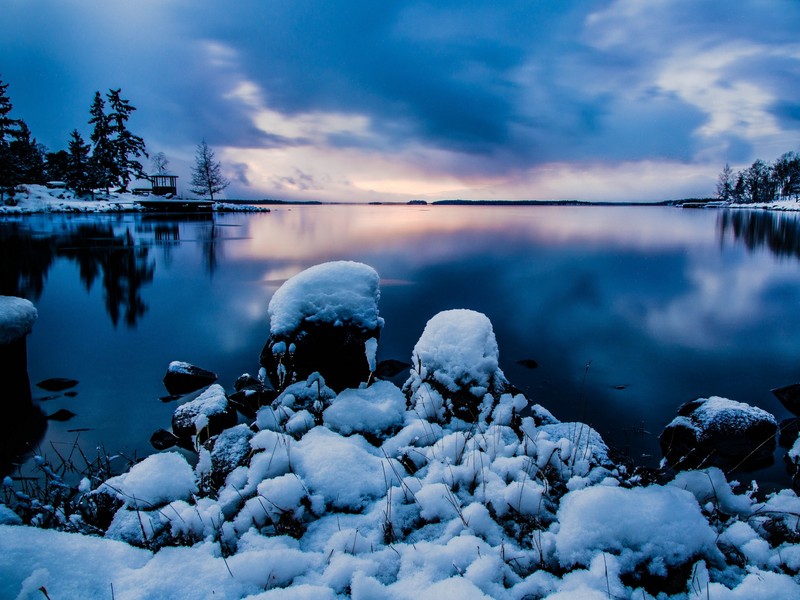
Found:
<box><xmin>0</xmin><ymin>185</ymin><xmax>269</xmax><ymax>213</ymax></box>
<box><xmin>728</xmin><ymin>199</ymin><xmax>800</xmax><ymax>211</ymax></box>
<box><xmin>3</xmin><ymin>262</ymin><xmax>800</xmax><ymax>599</ymax></box>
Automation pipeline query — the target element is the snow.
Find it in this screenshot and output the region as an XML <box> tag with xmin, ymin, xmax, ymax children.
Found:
<box><xmin>323</xmin><ymin>380</ymin><xmax>406</xmax><ymax>435</ymax></box>
<box><xmin>3</xmin><ymin>281</ymin><xmax>800</xmax><ymax>598</ymax></box>
<box><xmin>173</xmin><ymin>383</ymin><xmax>230</xmax><ymax>434</ymax></box>
<box><xmin>268</xmin><ymin>261</ymin><xmax>384</xmax><ymax>336</ymax></box>
<box><xmin>0</xmin><ymin>184</ymin><xmax>270</xmax><ymax>214</ymax></box>
<box><xmin>690</xmin><ymin>396</ymin><xmax>777</xmax><ymax>431</ymax></box>
<box><xmin>555</xmin><ymin>484</ymin><xmax>720</xmax><ymax>574</ymax></box>
<box><xmin>0</xmin><ymin>295</ymin><xmax>38</xmax><ymax>345</ymax></box>
<box><xmin>98</xmin><ymin>452</ymin><xmax>197</xmax><ymax>509</ymax></box>
<box><xmin>407</xmin><ymin>309</ymin><xmax>506</xmax><ymax>396</ymax></box>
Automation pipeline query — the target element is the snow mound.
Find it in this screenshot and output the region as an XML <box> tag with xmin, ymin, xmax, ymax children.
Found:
<box><xmin>556</xmin><ymin>484</ymin><xmax>719</xmax><ymax>573</ymax></box>
<box><xmin>410</xmin><ymin>308</ymin><xmax>506</xmax><ymax>395</ymax></box>
<box><xmin>692</xmin><ymin>396</ymin><xmax>776</xmax><ymax>431</ymax></box>
<box><xmin>323</xmin><ymin>380</ymin><xmax>406</xmax><ymax>436</ymax></box>
<box><xmin>268</xmin><ymin>261</ymin><xmax>384</xmax><ymax>335</ymax></box>
<box><xmin>99</xmin><ymin>452</ymin><xmax>197</xmax><ymax>509</ymax></box>
<box><xmin>293</xmin><ymin>427</ymin><xmax>402</xmax><ymax>510</ymax></box>
<box><xmin>0</xmin><ymin>296</ymin><xmax>37</xmax><ymax>345</ymax></box>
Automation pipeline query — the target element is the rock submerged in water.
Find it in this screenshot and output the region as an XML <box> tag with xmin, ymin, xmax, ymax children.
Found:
<box><xmin>162</xmin><ymin>361</ymin><xmax>218</xmax><ymax>395</ymax></box>
<box><xmin>772</xmin><ymin>383</ymin><xmax>800</xmax><ymax>417</ymax></box>
<box><xmin>659</xmin><ymin>396</ymin><xmax>777</xmax><ymax>471</ymax></box>
<box><xmin>260</xmin><ymin>261</ymin><xmax>384</xmax><ymax>393</ymax></box>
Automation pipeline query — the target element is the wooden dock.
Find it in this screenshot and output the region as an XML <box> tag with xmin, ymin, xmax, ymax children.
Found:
<box><xmin>137</xmin><ymin>198</ymin><xmax>214</xmax><ymax>212</ymax></box>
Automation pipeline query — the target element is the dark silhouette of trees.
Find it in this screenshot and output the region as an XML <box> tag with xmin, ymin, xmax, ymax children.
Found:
<box><xmin>190</xmin><ymin>139</ymin><xmax>229</xmax><ymax>201</ymax></box>
<box><xmin>66</xmin><ymin>130</ymin><xmax>92</xmax><ymax>195</ymax></box>
<box><xmin>719</xmin><ymin>151</ymin><xmax>800</xmax><ymax>203</ymax></box>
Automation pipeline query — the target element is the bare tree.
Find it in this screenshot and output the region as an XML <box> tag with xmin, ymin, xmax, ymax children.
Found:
<box><xmin>190</xmin><ymin>139</ymin><xmax>229</xmax><ymax>201</ymax></box>
<box><xmin>151</xmin><ymin>151</ymin><xmax>169</xmax><ymax>175</ymax></box>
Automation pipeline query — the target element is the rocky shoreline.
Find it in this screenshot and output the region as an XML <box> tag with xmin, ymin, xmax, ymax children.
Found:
<box><xmin>3</xmin><ymin>262</ymin><xmax>800</xmax><ymax>598</ymax></box>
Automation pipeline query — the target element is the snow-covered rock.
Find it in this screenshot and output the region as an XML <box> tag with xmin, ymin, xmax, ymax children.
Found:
<box><xmin>99</xmin><ymin>452</ymin><xmax>197</xmax><ymax>509</ymax></box>
<box><xmin>172</xmin><ymin>383</ymin><xmax>237</xmax><ymax>443</ymax></box>
<box><xmin>404</xmin><ymin>309</ymin><xmax>511</xmax><ymax>423</ymax></box>
<box><xmin>260</xmin><ymin>261</ymin><xmax>384</xmax><ymax>392</ymax></box>
<box><xmin>0</xmin><ymin>296</ymin><xmax>37</xmax><ymax>346</ymax></box>
<box><xmin>162</xmin><ymin>360</ymin><xmax>218</xmax><ymax>395</ymax></box>
<box><xmin>660</xmin><ymin>396</ymin><xmax>777</xmax><ymax>470</ymax></box>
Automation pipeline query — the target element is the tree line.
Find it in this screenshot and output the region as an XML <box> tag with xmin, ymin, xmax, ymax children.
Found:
<box><xmin>717</xmin><ymin>151</ymin><xmax>800</xmax><ymax>204</ymax></box>
<box><xmin>0</xmin><ymin>75</ymin><xmax>229</xmax><ymax>204</ymax></box>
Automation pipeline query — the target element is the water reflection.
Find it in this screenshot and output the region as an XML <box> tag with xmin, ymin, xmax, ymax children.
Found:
<box><xmin>0</xmin><ymin>215</ymin><xmax>229</xmax><ymax>327</ymax></box>
<box><xmin>718</xmin><ymin>209</ymin><xmax>800</xmax><ymax>259</ymax></box>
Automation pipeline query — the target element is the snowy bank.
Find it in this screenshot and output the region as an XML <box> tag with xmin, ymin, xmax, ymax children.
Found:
<box><xmin>0</xmin><ymin>185</ymin><xmax>270</xmax><ymax>214</ymax></box>
<box><xmin>2</xmin><ymin>262</ymin><xmax>800</xmax><ymax>599</ymax></box>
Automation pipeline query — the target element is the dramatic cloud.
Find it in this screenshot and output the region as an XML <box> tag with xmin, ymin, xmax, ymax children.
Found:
<box><xmin>2</xmin><ymin>0</ymin><xmax>799</xmax><ymax>201</ymax></box>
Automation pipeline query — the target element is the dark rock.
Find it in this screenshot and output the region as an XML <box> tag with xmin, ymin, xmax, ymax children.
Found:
<box><xmin>261</xmin><ymin>322</ymin><xmax>380</xmax><ymax>393</ymax></box>
<box><xmin>162</xmin><ymin>361</ymin><xmax>218</xmax><ymax>395</ymax></box>
<box><xmin>36</xmin><ymin>378</ymin><xmax>78</xmax><ymax>392</ymax></box>
<box><xmin>172</xmin><ymin>384</ymin><xmax>237</xmax><ymax>444</ymax></box>
<box><xmin>150</xmin><ymin>428</ymin><xmax>178</xmax><ymax>450</ymax></box>
<box><xmin>375</xmin><ymin>359</ymin><xmax>412</xmax><ymax>379</ymax></box>
<box><xmin>659</xmin><ymin>396</ymin><xmax>777</xmax><ymax>471</ymax></box>
<box><xmin>772</xmin><ymin>383</ymin><xmax>800</xmax><ymax>417</ymax></box>
<box><xmin>229</xmin><ymin>386</ymin><xmax>278</xmax><ymax>419</ymax></box>
<box><xmin>46</xmin><ymin>408</ymin><xmax>77</xmax><ymax>422</ymax></box>
<box><xmin>515</xmin><ymin>359</ymin><xmax>539</xmax><ymax>369</ymax></box>
<box><xmin>234</xmin><ymin>373</ymin><xmax>261</xmax><ymax>392</ymax></box>
<box><xmin>779</xmin><ymin>417</ymin><xmax>800</xmax><ymax>449</ymax></box>
<box><xmin>159</xmin><ymin>394</ymin><xmax>184</xmax><ymax>403</ymax></box>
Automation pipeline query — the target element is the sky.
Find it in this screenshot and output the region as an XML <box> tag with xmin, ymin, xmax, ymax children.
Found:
<box><xmin>2</xmin><ymin>0</ymin><xmax>800</xmax><ymax>202</ymax></box>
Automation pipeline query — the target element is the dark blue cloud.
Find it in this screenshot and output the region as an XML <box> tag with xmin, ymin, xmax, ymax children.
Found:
<box><xmin>2</xmin><ymin>0</ymin><xmax>800</xmax><ymax>198</ymax></box>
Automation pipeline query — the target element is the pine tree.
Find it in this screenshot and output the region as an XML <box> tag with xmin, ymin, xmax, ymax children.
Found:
<box><xmin>0</xmin><ymin>75</ymin><xmax>23</xmax><ymax>203</ymax></box>
<box><xmin>190</xmin><ymin>139</ymin><xmax>229</xmax><ymax>201</ymax></box>
<box><xmin>66</xmin><ymin>129</ymin><xmax>91</xmax><ymax>195</ymax></box>
<box><xmin>88</xmin><ymin>91</ymin><xmax>116</xmax><ymax>196</ymax></box>
<box><xmin>10</xmin><ymin>121</ymin><xmax>46</xmax><ymax>184</ymax></box>
<box><xmin>107</xmin><ymin>88</ymin><xmax>147</xmax><ymax>191</ymax></box>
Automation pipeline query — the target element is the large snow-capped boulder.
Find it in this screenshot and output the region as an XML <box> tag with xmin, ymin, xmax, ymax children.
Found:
<box><xmin>403</xmin><ymin>309</ymin><xmax>510</xmax><ymax>423</ymax></box>
<box><xmin>172</xmin><ymin>384</ymin><xmax>237</xmax><ymax>443</ymax></box>
<box><xmin>0</xmin><ymin>296</ymin><xmax>45</xmax><ymax>475</ymax></box>
<box><xmin>659</xmin><ymin>396</ymin><xmax>777</xmax><ymax>470</ymax></box>
<box><xmin>260</xmin><ymin>262</ymin><xmax>384</xmax><ymax>393</ymax></box>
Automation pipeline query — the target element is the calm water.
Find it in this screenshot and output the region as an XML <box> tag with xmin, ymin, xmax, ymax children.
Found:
<box><xmin>3</xmin><ymin>205</ymin><xmax>800</xmax><ymax>486</ymax></box>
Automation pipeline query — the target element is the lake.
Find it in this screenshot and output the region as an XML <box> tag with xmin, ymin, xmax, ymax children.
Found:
<box><xmin>3</xmin><ymin>205</ymin><xmax>800</xmax><ymax>487</ymax></box>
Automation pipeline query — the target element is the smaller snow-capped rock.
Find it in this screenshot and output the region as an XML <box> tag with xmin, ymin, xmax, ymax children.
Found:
<box><xmin>403</xmin><ymin>309</ymin><xmax>511</xmax><ymax>424</ymax></box>
<box><xmin>162</xmin><ymin>360</ymin><xmax>218</xmax><ymax>395</ymax></box>
<box><xmin>172</xmin><ymin>383</ymin><xmax>237</xmax><ymax>443</ymax></box>
<box><xmin>660</xmin><ymin>396</ymin><xmax>777</xmax><ymax>471</ymax></box>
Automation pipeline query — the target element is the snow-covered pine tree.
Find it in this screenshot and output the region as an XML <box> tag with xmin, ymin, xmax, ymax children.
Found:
<box><xmin>190</xmin><ymin>139</ymin><xmax>229</xmax><ymax>201</ymax></box>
